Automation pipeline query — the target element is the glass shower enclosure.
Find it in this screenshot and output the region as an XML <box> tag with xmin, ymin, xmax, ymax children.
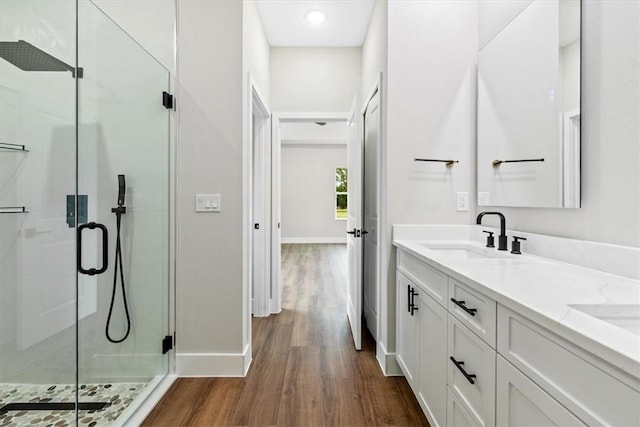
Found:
<box><xmin>0</xmin><ymin>1</ymin><xmax>171</xmax><ymax>425</ymax></box>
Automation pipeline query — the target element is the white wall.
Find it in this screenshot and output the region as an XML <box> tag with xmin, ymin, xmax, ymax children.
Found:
<box><xmin>281</xmin><ymin>144</ymin><xmax>347</xmax><ymax>242</ymax></box>
<box><xmin>362</xmin><ymin>0</ymin><xmax>387</xmax><ymax>98</ymax></box>
<box><xmin>270</xmin><ymin>47</ymin><xmax>361</xmax><ymax>112</ymax></box>
<box><xmin>243</xmin><ymin>0</ymin><xmax>270</xmax><ymax>102</ymax></box>
<box><xmin>176</xmin><ymin>0</ymin><xmax>246</xmax><ymax>375</ymax></box>
<box><xmin>91</xmin><ymin>0</ymin><xmax>176</xmax><ymax>73</ymax></box>
<box><xmin>494</xmin><ymin>0</ymin><xmax>640</xmax><ymax>248</ymax></box>
<box><xmin>478</xmin><ymin>0</ymin><xmax>533</xmax><ymax>49</ymax></box>
<box><xmin>561</xmin><ymin>39</ymin><xmax>580</xmax><ymax>113</ymax></box>
<box><xmin>368</xmin><ymin>0</ymin><xmax>478</xmax><ymax>373</ymax></box>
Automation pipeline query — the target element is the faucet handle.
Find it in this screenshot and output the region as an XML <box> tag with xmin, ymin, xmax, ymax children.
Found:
<box><xmin>482</xmin><ymin>230</ymin><xmax>495</xmax><ymax>248</ymax></box>
<box><xmin>511</xmin><ymin>236</ymin><xmax>527</xmax><ymax>254</ymax></box>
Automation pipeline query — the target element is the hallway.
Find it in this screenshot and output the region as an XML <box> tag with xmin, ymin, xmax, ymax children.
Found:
<box><xmin>143</xmin><ymin>244</ymin><xmax>427</xmax><ymax>426</ymax></box>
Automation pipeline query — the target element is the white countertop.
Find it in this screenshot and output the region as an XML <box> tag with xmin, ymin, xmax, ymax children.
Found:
<box><xmin>393</xmin><ymin>228</ymin><xmax>640</xmax><ymax>380</ymax></box>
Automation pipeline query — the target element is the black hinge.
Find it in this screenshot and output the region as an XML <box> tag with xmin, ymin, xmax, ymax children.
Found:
<box><xmin>162</xmin><ymin>335</ymin><xmax>173</xmax><ymax>354</ymax></box>
<box><xmin>162</xmin><ymin>91</ymin><xmax>174</xmax><ymax>109</ymax></box>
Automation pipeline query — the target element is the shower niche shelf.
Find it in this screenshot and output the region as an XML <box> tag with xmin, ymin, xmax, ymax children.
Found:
<box><xmin>0</xmin><ymin>142</ymin><xmax>29</xmax><ymax>152</ymax></box>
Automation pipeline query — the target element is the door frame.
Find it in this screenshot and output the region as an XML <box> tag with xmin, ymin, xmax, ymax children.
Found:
<box><xmin>244</xmin><ymin>74</ymin><xmax>271</xmax><ymax>327</ymax></box>
<box><xmin>270</xmin><ymin>111</ymin><xmax>350</xmax><ymax>316</ymax></box>
<box><xmin>362</xmin><ymin>74</ymin><xmax>393</xmax><ymax>374</ymax></box>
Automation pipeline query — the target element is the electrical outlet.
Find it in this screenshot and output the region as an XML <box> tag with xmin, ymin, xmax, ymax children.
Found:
<box><xmin>478</xmin><ymin>192</ymin><xmax>490</xmax><ymax>206</ymax></box>
<box><xmin>456</xmin><ymin>192</ymin><xmax>468</xmax><ymax>211</ymax></box>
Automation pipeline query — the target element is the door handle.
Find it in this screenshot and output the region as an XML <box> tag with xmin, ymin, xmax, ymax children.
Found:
<box><xmin>78</xmin><ymin>222</ymin><xmax>108</xmax><ymax>276</ymax></box>
<box><xmin>346</xmin><ymin>228</ymin><xmax>357</xmax><ymax>235</ymax></box>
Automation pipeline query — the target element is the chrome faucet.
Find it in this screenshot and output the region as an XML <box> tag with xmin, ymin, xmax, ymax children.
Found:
<box><xmin>476</xmin><ymin>211</ymin><xmax>508</xmax><ymax>251</ymax></box>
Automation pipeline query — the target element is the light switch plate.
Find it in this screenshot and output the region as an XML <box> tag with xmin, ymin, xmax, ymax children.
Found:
<box><xmin>196</xmin><ymin>194</ymin><xmax>221</xmax><ymax>212</ymax></box>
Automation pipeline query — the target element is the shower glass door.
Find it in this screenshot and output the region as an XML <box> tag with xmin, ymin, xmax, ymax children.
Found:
<box><xmin>0</xmin><ymin>0</ymin><xmax>170</xmax><ymax>424</ymax></box>
<box><xmin>75</xmin><ymin>0</ymin><xmax>171</xmax><ymax>424</ymax></box>
<box><xmin>0</xmin><ymin>0</ymin><xmax>79</xmax><ymax>424</ymax></box>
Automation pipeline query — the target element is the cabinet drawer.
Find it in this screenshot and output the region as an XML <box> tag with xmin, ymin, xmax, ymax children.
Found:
<box><xmin>498</xmin><ymin>305</ymin><xmax>640</xmax><ymax>426</ymax></box>
<box><xmin>496</xmin><ymin>355</ymin><xmax>585</xmax><ymax>426</ymax></box>
<box><xmin>447</xmin><ymin>387</ymin><xmax>481</xmax><ymax>427</ymax></box>
<box><xmin>448</xmin><ymin>315</ymin><xmax>496</xmax><ymax>427</ymax></box>
<box><xmin>397</xmin><ymin>250</ymin><xmax>447</xmax><ymax>306</ymax></box>
<box><xmin>449</xmin><ymin>278</ymin><xmax>497</xmax><ymax>348</ymax></box>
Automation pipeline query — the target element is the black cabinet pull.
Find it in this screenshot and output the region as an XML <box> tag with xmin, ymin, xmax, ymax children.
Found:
<box><xmin>407</xmin><ymin>284</ymin><xmax>411</xmax><ymax>313</ymax></box>
<box><xmin>78</xmin><ymin>222</ymin><xmax>108</xmax><ymax>276</ymax></box>
<box><xmin>346</xmin><ymin>228</ymin><xmax>357</xmax><ymax>235</ymax></box>
<box><xmin>451</xmin><ymin>298</ymin><xmax>477</xmax><ymax>316</ymax></box>
<box><xmin>410</xmin><ymin>287</ymin><xmax>419</xmax><ymax>316</ymax></box>
<box><xmin>450</xmin><ymin>356</ymin><xmax>476</xmax><ymax>385</ymax></box>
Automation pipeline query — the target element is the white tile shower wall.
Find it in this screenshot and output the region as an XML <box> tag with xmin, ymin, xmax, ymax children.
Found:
<box><xmin>0</xmin><ymin>0</ymin><xmax>78</xmax><ymax>384</ymax></box>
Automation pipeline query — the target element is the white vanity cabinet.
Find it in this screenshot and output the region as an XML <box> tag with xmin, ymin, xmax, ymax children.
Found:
<box><xmin>448</xmin><ymin>315</ymin><xmax>495</xmax><ymax>427</ymax></box>
<box><xmin>495</xmin><ymin>355</ymin><xmax>586</xmax><ymax>426</ymax></box>
<box><xmin>396</xmin><ymin>271</ymin><xmax>420</xmax><ymax>386</ymax></box>
<box><xmin>396</xmin><ymin>252</ymin><xmax>448</xmax><ymax>427</ymax></box>
<box><xmin>395</xmin><ymin>245</ymin><xmax>640</xmax><ymax>427</ymax></box>
<box><xmin>497</xmin><ymin>305</ymin><xmax>640</xmax><ymax>427</ymax></box>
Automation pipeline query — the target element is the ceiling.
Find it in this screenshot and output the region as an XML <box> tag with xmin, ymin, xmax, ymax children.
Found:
<box><xmin>256</xmin><ymin>0</ymin><xmax>376</xmax><ymax>47</ymax></box>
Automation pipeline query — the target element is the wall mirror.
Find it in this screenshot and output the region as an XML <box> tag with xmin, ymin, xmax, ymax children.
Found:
<box><xmin>477</xmin><ymin>0</ymin><xmax>581</xmax><ymax>208</ymax></box>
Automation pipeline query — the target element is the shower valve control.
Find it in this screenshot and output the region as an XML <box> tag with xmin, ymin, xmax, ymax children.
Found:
<box><xmin>196</xmin><ymin>194</ymin><xmax>221</xmax><ymax>212</ymax></box>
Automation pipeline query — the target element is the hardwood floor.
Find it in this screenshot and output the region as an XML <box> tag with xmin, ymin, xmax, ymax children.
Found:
<box><xmin>143</xmin><ymin>244</ymin><xmax>428</xmax><ymax>426</ymax></box>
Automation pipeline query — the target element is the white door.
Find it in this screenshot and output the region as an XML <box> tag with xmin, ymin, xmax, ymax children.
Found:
<box><xmin>252</xmin><ymin>104</ymin><xmax>270</xmax><ymax>317</ymax></box>
<box><xmin>346</xmin><ymin>96</ymin><xmax>363</xmax><ymax>350</ymax></box>
<box><xmin>271</xmin><ymin>116</ymin><xmax>281</xmax><ymax>314</ymax></box>
<box><xmin>363</xmin><ymin>90</ymin><xmax>380</xmax><ymax>339</ymax></box>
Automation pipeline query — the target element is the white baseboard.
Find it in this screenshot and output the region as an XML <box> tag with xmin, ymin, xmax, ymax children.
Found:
<box><xmin>281</xmin><ymin>237</ymin><xmax>347</xmax><ymax>244</ymax></box>
<box><xmin>377</xmin><ymin>340</ymin><xmax>403</xmax><ymax>377</ymax></box>
<box><xmin>177</xmin><ymin>344</ymin><xmax>251</xmax><ymax>377</ymax></box>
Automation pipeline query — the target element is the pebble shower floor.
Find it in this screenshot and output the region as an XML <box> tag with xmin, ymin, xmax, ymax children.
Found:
<box><xmin>0</xmin><ymin>383</ymin><xmax>146</xmax><ymax>426</ymax></box>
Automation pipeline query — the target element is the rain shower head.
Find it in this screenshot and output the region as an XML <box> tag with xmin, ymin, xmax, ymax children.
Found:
<box><xmin>0</xmin><ymin>40</ymin><xmax>81</xmax><ymax>78</ymax></box>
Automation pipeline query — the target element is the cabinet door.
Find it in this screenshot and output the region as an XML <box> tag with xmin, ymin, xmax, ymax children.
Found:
<box><xmin>418</xmin><ymin>292</ymin><xmax>448</xmax><ymax>427</ymax></box>
<box><xmin>447</xmin><ymin>387</ymin><xmax>481</xmax><ymax>427</ymax></box>
<box><xmin>396</xmin><ymin>271</ymin><xmax>419</xmax><ymax>387</ymax></box>
<box><xmin>448</xmin><ymin>315</ymin><xmax>496</xmax><ymax>427</ymax></box>
<box><xmin>496</xmin><ymin>355</ymin><xmax>586</xmax><ymax>426</ymax></box>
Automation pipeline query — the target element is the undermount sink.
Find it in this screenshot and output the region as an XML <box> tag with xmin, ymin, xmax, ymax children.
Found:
<box><xmin>569</xmin><ymin>304</ymin><xmax>640</xmax><ymax>336</ymax></box>
<box><xmin>418</xmin><ymin>242</ymin><xmax>510</xmax><ymax>259</ymax></box>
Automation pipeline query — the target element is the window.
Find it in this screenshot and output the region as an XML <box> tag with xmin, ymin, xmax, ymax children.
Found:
<box><xmin>335</xmin><ymin>167</ymin><xmax>348</xmax><ymax>220</ymax></box>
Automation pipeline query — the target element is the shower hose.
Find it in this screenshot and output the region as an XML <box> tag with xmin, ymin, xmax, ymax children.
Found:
<box><xmin>105</xmin><ymin>204</ymin><xmax>131</xmax><ymax>343</ymax></box>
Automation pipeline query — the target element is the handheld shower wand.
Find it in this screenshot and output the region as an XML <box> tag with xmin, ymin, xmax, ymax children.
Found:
<box><xmin>106</xmin><ymin>174</ymin><xmax>131</xmax><ymax>343</ymax></box>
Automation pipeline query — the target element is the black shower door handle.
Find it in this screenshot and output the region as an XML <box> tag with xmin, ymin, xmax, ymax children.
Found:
<box><xmin>78</xmin><ymin>222</ymin><xmax>108</xmax><ymax>276</ymax></box>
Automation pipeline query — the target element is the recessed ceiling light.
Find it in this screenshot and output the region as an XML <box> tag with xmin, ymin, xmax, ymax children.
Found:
<box><xmin>306</xmin><ymin>11</ymin><xmax>326</xmax><ymax>25</ymax></box>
